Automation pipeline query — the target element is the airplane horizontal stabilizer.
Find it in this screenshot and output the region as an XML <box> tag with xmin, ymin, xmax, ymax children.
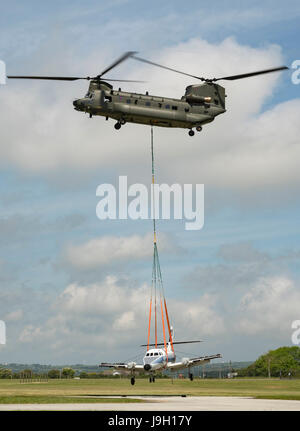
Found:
<box><xmin>140</xmin><ymin>340</ymin><xmax>202</xmax><ymax>347</ymax></box>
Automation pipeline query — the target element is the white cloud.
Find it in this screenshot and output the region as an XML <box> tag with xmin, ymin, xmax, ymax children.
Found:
<box><xmin>4</xmin><ymin>309</ymin><xmax>23</xmax><ymax>322</ymax></box>
<box><xmin>18</xmin><ymin>276</ymin><xmax>224</xmax><ymax>358</ymax></box>
<box><xmin>237</xmin><ymin>276</ymin><xmax>300</xmax><ymax>335</ymax></box>
<box><xmin>63</xmin><ymin>232</ymin><xmax>173</xmax><ymax>269</ymax></box>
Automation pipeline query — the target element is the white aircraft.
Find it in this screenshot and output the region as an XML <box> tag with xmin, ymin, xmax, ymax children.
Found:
<box><xmin>100</xmin><ymin>328</ymin><xmax>221</xmax><ymax>385</ymax></box>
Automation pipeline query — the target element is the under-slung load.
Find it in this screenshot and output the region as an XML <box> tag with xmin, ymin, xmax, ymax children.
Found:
<box><xmin>147</xmin><ymin>126</ymin><xmax>174</xmax><ymax>358</ymax></box>
<box><xmin>99</xmin><ymin>128</ymin><xmax>222</xmax><ymax>385</ymax></box>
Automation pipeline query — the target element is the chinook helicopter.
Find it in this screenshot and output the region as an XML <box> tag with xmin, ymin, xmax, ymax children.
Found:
<box><xmin>7</xmin><ymin>51</ymin><xmax>288</xmax><ymax>136</ymax></box>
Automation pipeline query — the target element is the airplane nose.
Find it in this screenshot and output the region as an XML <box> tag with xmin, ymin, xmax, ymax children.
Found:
<box><xmin>144</xmin><ymin>364</ymin><xmax>151</xmax><ymax>371</ymax></box>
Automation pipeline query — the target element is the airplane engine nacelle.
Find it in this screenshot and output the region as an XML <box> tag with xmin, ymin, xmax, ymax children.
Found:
<box><xmin>127</xmin><ymin>362</ymin><xmax>136</xmax><ymax>369</ymax></box>
<box><xmin>182</xmin><ymin>357</ymin><xmax>190</xmax><ymax>367</ymax></box>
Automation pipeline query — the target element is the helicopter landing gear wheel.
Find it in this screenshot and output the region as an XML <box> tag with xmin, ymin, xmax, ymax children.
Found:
<box><xmin>131</xmin><ymin>377</ymin><xmax>135</xmax><ymax>385</ymax></box>
<box><xmin>114</xmin><ymin>122</ymin><xmax>121</xmax><ymax>130</ymax></box>
<box><xmin>196</xmin><ymin>126</ymin><xmax>202</xmax><ymax>132</ymax></box>
<box><xmin>189</xmin><ymin>373</ymin><xmax>194</xmax><ymax>381</ymax></box>
<box><xmin>188</xmin><ymin>129</ymin><xmax>195</xmax><ymax>136</ymax></box>
<box><xmin>149</xmin><ymin>376</ymin><xmax>153</xmax><ymax>383</ymax></box>
<box><xmin>152</xmin><ymin>376</ymin><xmax>155</xmax><ymax>383</ymax></box>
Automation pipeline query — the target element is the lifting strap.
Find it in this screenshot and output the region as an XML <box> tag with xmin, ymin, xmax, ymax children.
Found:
<box><xmin>147</xmin><ymin>126</ymin><xmax>173</xmax><ymax>358</ymax></box>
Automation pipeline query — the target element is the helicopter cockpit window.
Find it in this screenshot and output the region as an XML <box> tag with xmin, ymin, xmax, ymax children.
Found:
<box><xmin>104</xmin><ymin>95</ymin><xmax>112</xmax><ymax>102</ymax></box>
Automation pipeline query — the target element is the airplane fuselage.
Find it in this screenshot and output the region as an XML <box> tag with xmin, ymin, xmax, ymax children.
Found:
<box><xmin>143</xmin><ymin>346</ymin><xmax>176</xmax><ymax>371</ymax></box>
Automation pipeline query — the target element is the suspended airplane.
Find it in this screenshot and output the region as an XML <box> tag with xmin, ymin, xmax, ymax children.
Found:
<box><xmin>100</xmin><ymin>328</ymin><xmax>221</xmax><ymax>385</ymax></box>
<box><xmin>7</xmin><ymin>52</ymin><xmax>288</xmax><ymax>136</ymax></box>
<box><xmin>100</xmin><ymin>128</ymin><xmax>221</xmax><ymax>385</ymax></box>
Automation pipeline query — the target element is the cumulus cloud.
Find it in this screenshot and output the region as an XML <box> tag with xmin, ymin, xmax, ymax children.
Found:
<box><xmin>4</xmin><ymin>309</ymin><xmax>23</xmax><ymax>322</ymax></box>
<box><xmin>237</xmin><ymin>276</ymin><xmax>300</xmax><ymax>335</ymax></box>
<box><xmin>18</xmin><ymin>275</ymin><xmax>224</xmax><ymax>360</ymax></box>
<box><xmin>62</xmin><ymin>232</ymin><xmax>175</xmax><ymax>270</ymax></box>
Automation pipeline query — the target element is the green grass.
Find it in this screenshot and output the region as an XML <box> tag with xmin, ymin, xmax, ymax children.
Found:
<box><xmin>0</xmin><ymin>395</ymin><xmax>142</xmax><ymax>404</ymax></box>
<box><xmin>0</xmin><ymin>378</ymin><xmax>299</xmax><ymax>403</ymax></box>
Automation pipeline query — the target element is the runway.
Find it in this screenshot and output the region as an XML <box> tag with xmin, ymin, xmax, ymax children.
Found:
<box><xmin>1</xmin><ymin>396</ymin><xmax>300</xmax><ymax>411</ymax></box>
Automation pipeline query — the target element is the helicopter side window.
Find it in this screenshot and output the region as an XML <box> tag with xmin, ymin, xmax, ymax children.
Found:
<box><xmin>185</xmin><ymin>108</ymin><xmax>189</xmax><ymax>112</ymax></box>
<box><xmin>146</xmin><ymin>101</ymin><xmax>151</xmax><ymax>106</ymax></box>
<box><xmin>158</xmin><ymin>103</ymin><xmax>162</xmax><ymax>108</ymax></box>
<box><xmin>165</xmin><ymin>104</ymin><xmax>170</xmax><ymax>109</ymax></box>
<box><xmin>105</xmin><ymin>96</ymin><xmax>112</xmax><ymax>102</ymax></box>
<box><xmin>126</xmin><ymin>99</ymin><xmax>131</xmax><ymax>104</ymax></box>
<box><xmin>135</xmin><ymin>100</ymin><xmax>138</xmax><ymax>105</ymax></box>
<box><xmin>172</xmin><ymin>106</ymin><xmax>177</xmax><ymax>110</ymax></box>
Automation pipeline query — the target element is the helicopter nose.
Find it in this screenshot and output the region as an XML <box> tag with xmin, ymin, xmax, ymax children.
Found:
<box><xmin>73</xmin><ymin>100</ymin><xmax>79</xmax><ymax>108</ymax></box>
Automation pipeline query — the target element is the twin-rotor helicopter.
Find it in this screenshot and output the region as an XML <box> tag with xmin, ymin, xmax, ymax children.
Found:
<box><xmin>7</xmin><ymin>51</ymin><xmax>288</xmax><ymax>136</ymax></box>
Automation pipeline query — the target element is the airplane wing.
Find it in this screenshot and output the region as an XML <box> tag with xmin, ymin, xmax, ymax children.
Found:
<box><xmin>167</xmin><ymin>353</ymin><xmax>222</xmax><ymax>371</ymax></box>
<box><xmin>100</xmin><ymin>362</ymin><xmax>144</xmax><ymax>371</ymax></box>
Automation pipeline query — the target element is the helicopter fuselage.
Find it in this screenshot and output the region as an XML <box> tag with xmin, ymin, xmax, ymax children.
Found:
<box><xmin>73</xmin><ymin>81</ymin><xmax>226</xmax><ymax>133</ymax></box>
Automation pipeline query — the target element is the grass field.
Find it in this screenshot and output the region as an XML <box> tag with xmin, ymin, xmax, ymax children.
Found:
<box><xmin>0</xmin><ymin>378</ymin><xmax>300</xmax><ymax>403</ymax></box>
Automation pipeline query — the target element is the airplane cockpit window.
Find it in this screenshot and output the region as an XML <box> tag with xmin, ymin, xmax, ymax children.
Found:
<box><xmin>154</xmin><ymin>352</ymin><xmax>158</xmax><ymax>356</ymax></box>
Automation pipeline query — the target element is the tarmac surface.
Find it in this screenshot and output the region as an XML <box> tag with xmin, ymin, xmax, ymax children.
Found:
<box><xmin>1</xmin><ymin>396</ymin><xmax>300</xmax><ymax>411</ymax></box>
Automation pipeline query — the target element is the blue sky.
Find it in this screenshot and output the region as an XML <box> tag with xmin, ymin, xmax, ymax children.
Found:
<box><xmin>0</xmin><ymin>0</ymin><xmax>300</xmax><ymax>364</ymax></box>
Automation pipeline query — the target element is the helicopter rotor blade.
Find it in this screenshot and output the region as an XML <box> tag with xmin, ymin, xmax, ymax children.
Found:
<box><xmin>98</xmin><ymin>51</ymin><xmax>137</xmax><ymax>78</ymax></box>
<box><xmin>7</xmin><ymin>76</ymin><xmax>90</xmax><ymax>81</ymax></box>
<box><xmin>132</xmin><ymin>55</ymin><xmax>205</xmax><ymax>81</ymax></box>
<box><xmin>7</xmin><ymin>76</ymin><xmax>145</xmax><ymax>83</ymax></box>
<box><xmin>133</xmin><ymin>55</ymin><xmax>289</xmax><ymax>83</ymax></box>
<box><xmin>104</xmin><ymin>78</ymin><xmax>146</xmax><ymax>82</ymax></box>
<box><xmin>213</xmin><ymin>66</ymin><xmax>289</xmax><ymax>81</ymax></box>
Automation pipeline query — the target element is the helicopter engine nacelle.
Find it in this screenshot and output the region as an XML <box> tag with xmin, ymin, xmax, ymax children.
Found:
<box><xmin>186</xmin><ymin>95</ymin><xmax>212</xmax><ymax>104</ymax></box>
<box><xmin>184</xmin><ymin>83</ymin><xmax>226</xmax><ymax>108</ymax></box>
